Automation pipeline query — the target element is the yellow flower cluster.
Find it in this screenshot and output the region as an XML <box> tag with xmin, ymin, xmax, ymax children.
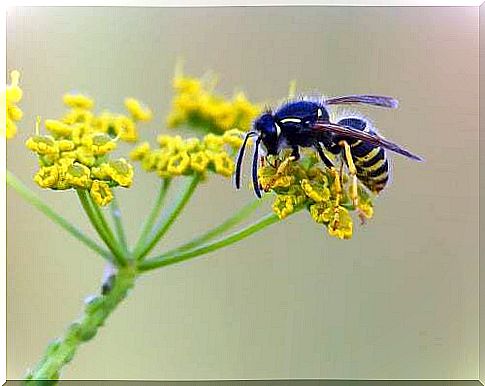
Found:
<box><xmin>259</xmin><ymin>151</ymin><xmax>375</xmax><ymax>240</ymax></box>
<box><xmin>24</xmin><ymin>93</ymin><xmax>149</xmax><ymax>206</ymax></box>
<box><xmin>130</xmin><ymin>129</ymin><xmax>244</xmax><ymax>179</ymax></box>
<box><xmin>58</xmin><ymin>94</ymin><xmax>152</xmax><ymax>142</ymax></box>
<box><xmin>5</xmin><ymin>70</ymin><xmax>23</xmax><ymax>139</ymax></box>
<box><xmin>166</xmin><ymin>72</ymin><xmax>261</xmax><ymax>135</ymax></box>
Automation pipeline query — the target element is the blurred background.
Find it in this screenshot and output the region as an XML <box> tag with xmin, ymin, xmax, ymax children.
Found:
<box><xmin>6</xmin><ymin>6</ymin><xmax>478</xmax><ymax>380</ymax></box>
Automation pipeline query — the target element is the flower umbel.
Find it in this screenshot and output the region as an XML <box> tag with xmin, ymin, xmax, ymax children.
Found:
<box><xmin>130</xmin><ymin>129</ymin><xmax>244</xmax><ymax>179</ymax></box>
<box><xmin>166</xmin><ymin>70</ymin><xmax>261</xmax><ymax>135</ymax></box>
<box><xmin>259</xmin><ymin>151</ymin><xmax>375</xmax><ymax>239</ymax></box>
<box><xmin>25</xmin><ymin>94</ymin><xmax>146</xmax><ymax>205</ymax></box>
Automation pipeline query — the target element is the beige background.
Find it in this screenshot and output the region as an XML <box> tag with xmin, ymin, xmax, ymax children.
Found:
<box><xmin>6</xmin><ymin>6</ymin><xmax>479</xmax><ymax>380</ymax></box>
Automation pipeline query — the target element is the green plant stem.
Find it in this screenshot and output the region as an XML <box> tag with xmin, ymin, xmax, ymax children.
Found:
<box><xmin>135</xmin><ymin>175</ymin><xmax>199</xmax><ymax>261</ymax></box>
<box><xmin>161</xmin><ymin>198</ymin><xmax>263</xmax><ymax>257</ymax></box>
<box><xmin>138</xmin><ymin>212</ymin><xmax>281</xmax><ymax>271</ymax></box>
<box><xmin>110</xmin><ymin>195</ymin><xmax>129</xmax><ymax>254</ymax></box>
<box><xmin>6</xmin><ymin>170</ymin><xmax>111</xmax><ymax>261</ymax></box>
<box><xmin>89</xmin><ymin>195</ymin><xmax>117</xmax><ymax>244</ymax></box>
<box><xmin>133</xmin><ymin>178</ymin><xmax>172</xmax><ymax>257</ymax></box>
<box><xmin>77</xmin><ymin>189</ymin><xmax>126</xmax><ymax>266</ymax></box>
<box><xmin>25</xmin><ymin>265</ymin><xmax>137</xmax><ymax>385</ymax></box>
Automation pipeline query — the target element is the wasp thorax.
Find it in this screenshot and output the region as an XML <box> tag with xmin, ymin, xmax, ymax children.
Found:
<box><xmin>254</xmin><ymin>113</ymin><xmax>279</xmax><ymax>155</ymax></box>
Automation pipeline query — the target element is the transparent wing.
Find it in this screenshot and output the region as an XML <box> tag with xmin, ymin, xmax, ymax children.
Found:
<box><xmin>324</xmin><ymin>95</ymin><xmax>398</xmax><ymax>109</ymax></box>
<box><xmin>312</xmin><ymin>121</ymin><xmax>423</xmax><ymax>161</ymax></box>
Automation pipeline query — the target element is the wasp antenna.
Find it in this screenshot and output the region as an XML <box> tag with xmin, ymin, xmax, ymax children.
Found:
<box><xmin>235</xmin><ymin>131</ymin><xmax>256</xmax><ymax>189</ymax></box>
<box><xmin>252</xmin><ymin>137</ymin><xmax>262</xmax><ymax>198</ymax></box>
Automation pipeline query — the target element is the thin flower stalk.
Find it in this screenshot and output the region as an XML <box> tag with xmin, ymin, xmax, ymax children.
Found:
<box><xmin>138</xmin><ymin>211</ymin><xmax>290</xmax><ymax>272</ymax></box>
<box><xmin>163</xmin><ymin>197</ymin><xmax>264</xmax><ymax>257</ymax></box>
<box><xmin>133</xmin><ymin>178</ymin><xmax>172</xmax><ymax>256</ymax></box>
<box><xmin>76</xmin><ymin>189</ymin><xmax>126</xmax><ymax>266</ymax></box>
<box><xmin>110</xmin><ymin>195</ymin><xmax>129</xmax><ymax>254</ymax></box>
<box><xmin>134</xmin><ymin>175</ymin><xmax>200</xmax><ymax>260</ymax></box>
<box><xmin>6</xmin><ymin>170</ymin><xmax>111</xmax><ymax>260</ymax></box>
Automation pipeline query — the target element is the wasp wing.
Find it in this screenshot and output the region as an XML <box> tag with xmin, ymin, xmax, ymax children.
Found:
<box><xmin>312</xmin><ymin>121</ymin><xmax>423</xmax><ymax>161</ymax></box>
<box><xmin>324</xmin><ymin>95</ymin><xmax>398</xmax><ymax>109</ymax></box>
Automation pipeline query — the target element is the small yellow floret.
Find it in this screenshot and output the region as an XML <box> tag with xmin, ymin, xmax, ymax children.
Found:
<box><xmin>25</xmin><ymin>136</ymin><xmax>59</xmax><ymax>155</ymax></box>
<box><xmin>272</xmin><ymin>195</ymin><xmax>296</xmax><ymax>219</ymax></box>
<box><xmin>64</xmin><ymin>162</ymin><xmax>92</xmax><ymax>188</ymax></box>
<box><xmin>124</xmin><ymin>98</ymin><xmax>153</xmax><ymax>121</ymax></box>
<box><xmin>327</xmin><ymin>206</ymin><xmax>353</xmax><ymax>240</ymax></box>
<box><xmin>130</xmin><ymin>142</ymin><xmax>151</xmax><ymax>161</ymax></box>
<box><xmin>90</xmin><ymin>181</ymin><xmax>113</xmax><ymax>206</ymax></box>
<box><xmin>5</xmin><ymin>70</ymin><xmax>23</xmax><ymax>139</ymax></box>
<box><xmin>34</xmin><ymin>166</ymin><xmax>59</xmax><ymax>188</ymax></box>
<box><xmin>211</xmin><ymin>153</ymin><xmax>234</xmax><ymax>177</ymax></box>
<box><xmin>102</xmin><ymin>159</ymin><xmax>134</xmax><ymax>187</ymax></box>
<box><xmin>190</xmin><ymin>151</ymin><xmax>210</xmax><ymax>173</ymax></box>
<box><xmin>301</xmin><ymin>179</ymin><xmax>330</xmax><ymax>203</ymax></box>
<box><xmin>82</xmin><ymin>133</ymin><xmax>117</xmax><ymax>155</ymax></box>
<box><xmin>63</xmin><ymin>94</ymin><xmax>94</xmax><ymax>110</ymax></box>
<box><xmin>167</xmin><ymin>152</ymin><xmax>191</xmax><ymax>176</ymax></box>
<box><xmin>45</xmin><ymin>119</ymin><xmax>73</xmax><ymax>137</ymax></box>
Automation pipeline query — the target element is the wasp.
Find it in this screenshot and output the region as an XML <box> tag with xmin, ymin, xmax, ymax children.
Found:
<box><xmin>235</xmin><ymin>94</ymin><xmax>423</xmax><ymax>201</ymax></box>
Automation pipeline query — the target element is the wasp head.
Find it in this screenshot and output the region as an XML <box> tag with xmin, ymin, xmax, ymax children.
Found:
<box><xmin>254</xmin><ymin>113</ymin><xmax>279</xmax><ymax>156</ymax></box>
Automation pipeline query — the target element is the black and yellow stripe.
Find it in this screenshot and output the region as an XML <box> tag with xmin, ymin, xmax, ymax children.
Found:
<box><xmin>355</xmin><ymin>147</ymin><xmax>389</xmax><ymax>193</ymax></box>
<box><xmin>337</xmin><ymin>117</ymin><xmax>390</xmax><ymax>193</ymax></box>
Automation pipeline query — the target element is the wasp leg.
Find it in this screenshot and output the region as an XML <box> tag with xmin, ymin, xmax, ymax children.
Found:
<box><xmin>314</xmin><ymin>142</ymin><xmax>342</xmax><ymax>203</ymax></box>
<box><xmin>291</xmin><ymin>146</ymin><xmax>301</xmax><ymax>161</ymax></box>
<box><xmin>339</xmin><ymin>140</ymin><xmax>359</xmax><ymax>206</ymax></box>
<box><xmin>314</xmin><ymin>142</ymin><xmax>334</xmax><ymax>169</ymax></box>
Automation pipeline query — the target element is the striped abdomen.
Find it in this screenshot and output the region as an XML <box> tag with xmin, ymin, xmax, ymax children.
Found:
<box><xmin>337</xmin><ymin>118</ymin><xmax>390</xmax><ymax>194</ymax></box>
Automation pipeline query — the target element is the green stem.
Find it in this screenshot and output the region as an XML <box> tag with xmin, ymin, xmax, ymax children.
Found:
<box><xmin>89</xmin><ymin>195</ymin><xmax>117</xmax><ymax>245</ymax></box>
<box><xmin>110</xmin><ymin>195</ymin><xmax>129</xmax><ymax>254</ymax></box>
<box><xmin>6</xmin><ymin>170</ymin><xmax>111</xmax><ymax>261</ymax></box>
<box><xmin>133</xmin><ymin>178</ymin><xmax>172</xmax><ymax>257</ymax></box>
<box><xmin>25</xmin><ymin>265</ymin><xmax>137</xmax><ymax>385</ymax></box>
<box><xmin>138</xmin><ymin>212</ymin><xmax>281</xmax><ymax>272</ymax></box>
<box><xmin>77</xmin><ymin>189</ymin><xmax>126</xmax><ymax>266</ymax></box>
<box><xmin>135</xmin><ymin>175</ymin><xmax>199</xmax><ymax>261</ymax></box>
<box><xmin>161</xmin><ymin>198</ymin><xmax>263</xmax><ymax>257</ymax></box>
